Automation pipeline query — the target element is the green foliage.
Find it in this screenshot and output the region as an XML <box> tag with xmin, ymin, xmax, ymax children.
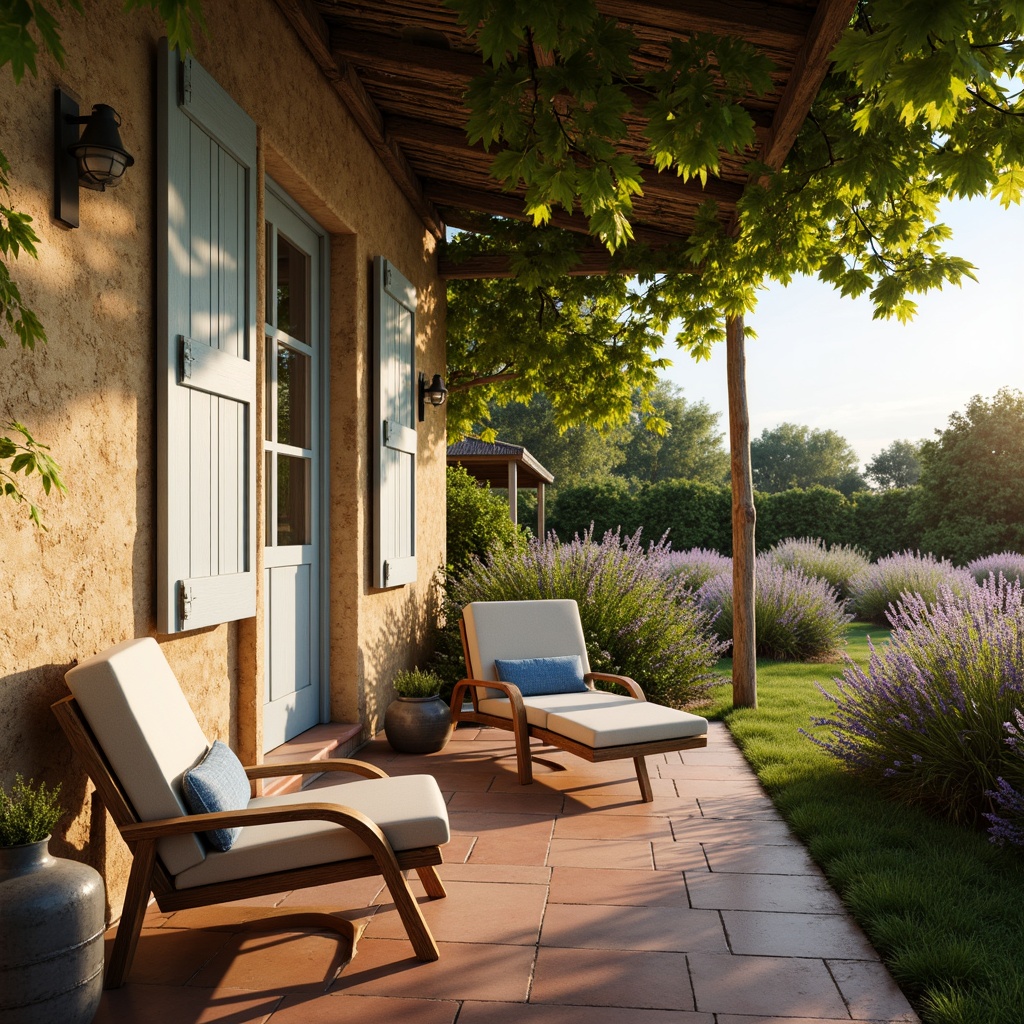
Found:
<box><xmin>392</xmin><ymin>668</ymin><xmax>444</xmax><ymax>699</ymax></box>
<box><xmin>0</xmin><ymin>152</ymin><xmax>45</xmax><ymax>352</ymax></box>
<box><xmin>448</xmin><ymin>529</ymin><xmax>726</xmax><ymax>708</ymax></box>
<box><xmin>867</xmin><ymin>438</ymin><xmax>923</xmax><ymax>489</ymax></box>
<box><xmin>848</xmin><ymin>487</ymin><xmax>921</xmax><ymax>558</ymax></box>
<box><xmin>547</xmin><ymin>476</ymin><xmax>638</xmax><ymax>541</ymax></box>
<box><xmin>616</xmin><ymin>381</ymin><xmax>729</xmax><ymax>485</ymax></box>
<box><xmin>751</xmin><ymin>423</ymin><xmax>862</xmax><ymax>494</ymax></box>
<box><xmin>445</xmin><ymin>464</ymin><xmax>525</xmax><ymax>572</ymax></box>
<box><xmin>915</xmin><ymin>389</ymin><xmax>1024</xmax><ymax>564</ymax></box>
<box><xmin>0</xmin><ymin>774</ymin><xmax>62</xmax><ymax>846</ymax></box>
<box><xmin>447</xmin><ymin>0</ymin><xmax>773</xmax><ymax>250</ymax></box>
<box><xmin>0</xmin><ymin>420</ymin><xmax>66</xmax><ymax>527</ymax></box>
<box><xmin>755</xmin><ymin>486</ymin><xmax>855</xmax><ymax>551</ymax></box>
<box><xmin>637</xmin><ymin>478</ymin><xmax>733</xmax><ymax>552</ymax></box>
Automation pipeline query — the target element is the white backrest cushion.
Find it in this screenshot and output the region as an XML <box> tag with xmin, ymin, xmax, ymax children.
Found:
<box><xmin>65</xmin><ymin>637</ymin><xmax>209</xmax><ymax>875</ymax></box>
<box><xmin>463</xmin><ymin>600</ymin><xmax>592</xmax><ymax>698</ymax></box>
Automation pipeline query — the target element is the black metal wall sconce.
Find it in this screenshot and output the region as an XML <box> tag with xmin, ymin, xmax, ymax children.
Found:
<box><xmin>54</xmin><ymin>88</ymin><xmax>135</xmax><ymax>228</ymax></box>
<box><xmin>418</xmin><ymin>372</ymin><xmax>448</xmax><ymax>421</ymax></box>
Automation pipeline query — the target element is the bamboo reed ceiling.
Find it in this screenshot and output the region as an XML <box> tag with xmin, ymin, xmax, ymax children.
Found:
<box><xmin>274</xmin><ymin>0</ymin><xmax>858</xmax><ymax>275</ymax></box>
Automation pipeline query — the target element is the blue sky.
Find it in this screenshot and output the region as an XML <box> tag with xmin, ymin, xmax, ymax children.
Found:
<box><xmin>659</xmin><ymin>196</ymin><xmax>1024</xmax><ymax>469</ymax></box>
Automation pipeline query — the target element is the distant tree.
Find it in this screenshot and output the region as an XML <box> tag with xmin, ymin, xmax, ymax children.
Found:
<box><xmin>836</xmin><ymin>468</ymin><xmax>870</xmax><ymax>499</ymax></box>
<box><xmin>916</xmin><ymin>389</ymin><xmax>1024</xmax><ymax>564</ymax></box>
<box><xmin>750</xmin><ymin>423</ymin><xmax>861</xmax><ymax>494</ymax></box>
<box><xmin>616</xmin><ymin>382</ymin><xmax>729</xmax><ymax>485</ymax></box>
<box><xmin>866</xmin><ymin>439</ymin><xmax>923</xmax><ymax>490</ymax></box>
<box><xmin>482</xmin><ymin>393</ymin><xmax>627</xmax><ymax>491</ymax></box>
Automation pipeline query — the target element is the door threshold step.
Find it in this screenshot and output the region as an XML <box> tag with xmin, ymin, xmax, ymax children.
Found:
<box><xmin>261</xmin><ymin>723</ymin><xmax>364</xmax><ymax>796</ymax></box>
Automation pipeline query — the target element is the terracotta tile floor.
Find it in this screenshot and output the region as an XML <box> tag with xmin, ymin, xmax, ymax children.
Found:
<box><xmin>94</xmin><ymin>721</ymin><xmax>919</xmax><ymax>1023</ymax></box>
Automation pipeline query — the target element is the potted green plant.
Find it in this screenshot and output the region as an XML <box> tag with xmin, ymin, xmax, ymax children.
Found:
<box><xmin>384</xmin><ymin>669</ymin><xmax>453</xmax><ymax>754</ymax></box>
<box><xmin>0</xmin><ymin>775</ymin><xmax>104</xmax><ymax>1023</ymax></box>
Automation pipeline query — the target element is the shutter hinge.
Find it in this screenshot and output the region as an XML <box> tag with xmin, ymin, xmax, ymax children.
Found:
<box><xmin>179</xmin><ymin>336</ymin><xmax>195</xmax><ymax>381</ymax></box>
<box><xmin>383</xmin><ymin>561</ymin><xmax>390</xmax><ymax>585</ymax></box>
<box><xmin>179</xmin><ymin>581</ymin><xmax>194</xmax><ymax>624</ymax></box>
<box><xmin>383</xmin><ymin>420</ymin><xmax>390</xmax><ymax>446</ymax></box>
<box><xmin>383</xmin><ymin>261</ymin><xmax>392</xmax><ymax>288</ymax></box>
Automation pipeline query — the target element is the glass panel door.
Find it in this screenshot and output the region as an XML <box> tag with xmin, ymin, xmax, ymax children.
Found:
<box><xmin>263</xmin><ymin>185</ymin><xmax>325</xmax><ymax>750</ymax></box>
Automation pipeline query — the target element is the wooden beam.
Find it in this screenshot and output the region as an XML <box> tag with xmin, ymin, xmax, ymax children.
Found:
<box><xmin>273</xmin><ymin>0</ymin><xmax>443</xmax><ymax>237</ymax></box>
<box><xmin>331</xmin><ymin>28</ymin><xmax>483</xmax><ymax>81</ymax></box>
<box><xmin>759</xmin><ymin>0</ymin><xmax>859</xmax><ymax>172</ymax></box>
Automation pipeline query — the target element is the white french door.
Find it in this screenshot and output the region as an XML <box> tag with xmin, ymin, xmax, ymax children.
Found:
<box><xmin>263</xmin><ymin>184</ymin><xmax>327</xmax><ymax>750</ymax></box>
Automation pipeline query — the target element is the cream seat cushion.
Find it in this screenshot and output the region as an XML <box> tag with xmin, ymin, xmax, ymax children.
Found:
<box><xmin>174</xmin><ymin>774</ymin><xmax>450</xmax><ymax>889</ymax></box>
<box><xmin>478</xmin><ymin>691</ymin><xmax>636</xmax><ymax>728</ymax></box>
<box><xmin>546</xmin><ymin>704</ymin><xmax>709</xmax><ymax>749</ymax></box>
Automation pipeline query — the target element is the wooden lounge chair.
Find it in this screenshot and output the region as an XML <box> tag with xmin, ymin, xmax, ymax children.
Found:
<box><xmin>451</xmin><ymin>599</ymin><xmax>709</xmax><ymax>802</ymax></box>
<box><xmin>52</xmin><ymin>637</ymin><xmax>450</xmax><ymax>989</ymax></box>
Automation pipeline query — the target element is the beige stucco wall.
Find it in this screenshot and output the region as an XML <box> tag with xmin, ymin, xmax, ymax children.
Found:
<box><xmin>0</xmin><ymin>0</ymin><xmax>446</xmax><ymax>919</ymax></box>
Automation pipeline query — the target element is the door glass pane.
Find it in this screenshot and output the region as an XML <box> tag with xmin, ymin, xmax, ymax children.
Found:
<box><xmin>276</xmin><ymin>454</ymin><xmax>309</xmax><ymax>546</ymax></box>
<box><xmin>276</xmin><ymin>235</ymin><xmax>309</xmax><ymax>344</ymax></box>
<box><xmin>277</xmin><ymin>346</ymin><xmax>311</xmax><ymax>449</ymax></box>
<box><xmin>264</xmin><ymin>336</ymin><xmax>274</xmax><ymax>442</ymax></box>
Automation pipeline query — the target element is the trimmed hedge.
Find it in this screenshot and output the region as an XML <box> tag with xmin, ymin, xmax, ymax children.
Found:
<box><xmin>549</xmin><ymin>481</ymin><xmax>922</xmax><ymax>558</ymax></box>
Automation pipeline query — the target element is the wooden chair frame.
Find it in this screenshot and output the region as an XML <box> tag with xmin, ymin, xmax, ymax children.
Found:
<box><xmin>450</xmin><ymin>619</ymin><xmax>707</xmax><ymax>802</ymax></box>
<box><xmin>52</xmin><ymin>695</ymin><xmax>446</xmax><ymax>989</ymax></box>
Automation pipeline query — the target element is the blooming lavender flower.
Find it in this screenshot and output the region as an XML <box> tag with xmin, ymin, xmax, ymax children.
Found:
<box><xmin>701</xmin><ymin>556</ymin><xmax>851</xmax><ymax>662</ymax></box>
<box><xmin>767</xmin><ymin>537</ymin><xmax>870</xmax><ymax>602</ymax></box>
<box><xmin>657</xmin><ymin>547</ymin><xmax>732</xmax><ymax>592</ymax></box>
<box><xmin>848</xmin><ymin>550</ymin><xmax>976</xmax><ymax>625</ymax></box>
<box><xmin>967</xmin><ymin>551</ymin><xmax>1024</xmax><ymax>587</ymax></box>
<box><xmin>810</xmin><ymin>575</ymin><xmax>1024</xmax><ymax>826</ymax></box>
<box><xmin>449</xmin><ymin>527</ymin><xmax>727</xmax><ymax>708</ymax></box>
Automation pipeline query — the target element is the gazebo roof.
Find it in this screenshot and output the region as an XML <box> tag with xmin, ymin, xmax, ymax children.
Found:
<box><xmin>273</xmin><ymin>0</ymin><xmax>857</xmax><ymax>276</ymax></box>
<box><xmin>447</xmin><ymin>439</ymin><xmax>554</xmax><ymax>488</ymax></box>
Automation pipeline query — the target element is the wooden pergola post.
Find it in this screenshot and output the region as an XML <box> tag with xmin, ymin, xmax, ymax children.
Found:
<box><xmin>727</xmin><ymin>314</ymin><xmax>757</xmax><ymax>708</ymax></box>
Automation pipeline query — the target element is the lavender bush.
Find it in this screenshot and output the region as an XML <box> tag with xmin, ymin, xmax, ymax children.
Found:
<box><xmin>985</xmin><ymin>709</ymin><xmax>1024</xmax><ymax>848</ymax></box>
<box><xmin>767</xmin><ymin>537</ymin><xmax>869</xmax><ymax>602</ymax></box>
<box><xmin>657</xmin><ymin>547</ymin><xmax>732</xmax><ymax>592</ymax></box>
<box><xmin>699</xmin><ymin>557</ymin><xmax>852</xmax><ymax>661</ymax></box>
<box><xmin>447</xmin><ymin>528</ymin><xmax>727</xmax><ymax>708</ymax></box>
<box><xmin>967</xmin><ymin>551</ymin><xmax>1024</xmax><ymax>587</ymax></box>
<box><xmin>848</xmin><ymin>550</ymin><xmax>975</xmax><ymax>625</ymax></box>
<box><xmin>811</xmin><ymin>576</ymin><xmax>1024</xmax><ymax>826</ymax></box>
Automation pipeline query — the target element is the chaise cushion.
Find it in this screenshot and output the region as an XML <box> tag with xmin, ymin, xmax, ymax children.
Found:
<box><xmin>495</xmin><ymin>655</ymin><xmax>588</xmax><ymax>696</ymax></box>
<box><xmin>182</xmin><ymin>741</ymin><xmax>252</xmax><ymax>852</ymax></box>
<box><xmin>546</xmin><ymin>703</ymin><xmax>709</xmax><ymax>749</ymax></box>
<box><xmin>478</xmin><ymin>690</ymin><xmax>636</xmax><ymax>729</ymax></box>
<box><xmin>173</xmin><ymin>774</ymin><xmax>450</xmax><ymax>889</ymax></box>
<box><xmin>64</xmin><ymin>637</ymin><xmax>209</xmax><ymax>875</ymax></box>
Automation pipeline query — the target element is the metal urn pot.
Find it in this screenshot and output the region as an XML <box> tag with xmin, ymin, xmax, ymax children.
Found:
<box><xmin>384</xmin><ymin>696</ymin><xmax>453</xmax><ymax>754</ymax></box>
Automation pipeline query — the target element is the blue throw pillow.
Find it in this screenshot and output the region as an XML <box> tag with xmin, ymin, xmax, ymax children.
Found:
<box><xmin>181</xmin><ymin>740</ymin><xmax>250</xmax><ymax>852</ymax></box>
<box><xmin>494</xmin><ymin>655</ymin><xmax>588</xmax><ymax>697</ymax></box>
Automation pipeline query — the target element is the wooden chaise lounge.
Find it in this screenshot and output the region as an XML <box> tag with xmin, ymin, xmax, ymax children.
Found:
<box><xmin>451</xmin><ymin>599</ymin><xmax>709</xmax><ymax>802</ymax></box>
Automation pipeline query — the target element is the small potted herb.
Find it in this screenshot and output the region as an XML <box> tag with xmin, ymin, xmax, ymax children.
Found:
<box><xmin>384</xmin><ymin>669</ymin><xmax>453</xmax><ymax>754</ymax></box>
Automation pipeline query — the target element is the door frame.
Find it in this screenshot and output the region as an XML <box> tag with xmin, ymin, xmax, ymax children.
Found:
<box><xmin>263</xmin><ymin>178</ymin><xmax>331</xmax><ymax>744</ymax></box>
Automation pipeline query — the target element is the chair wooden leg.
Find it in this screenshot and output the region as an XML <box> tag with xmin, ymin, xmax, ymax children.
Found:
<box><xmin>634</xmin><ymin>755</ymin><xmax>654</xmax><ymax>803</ymax></box>
<box><xmin>105</xmin><ymin>839</ymin><xmax>157</xmax><ymax>988</ymax></box>
<box><xmin>511</xmin><ymin>716</ymin><xmax>533</xmax><ymax>786</ymax></box>
<box><xmin>416</xmin><ymin>865</ymin><xmax>447</xmax><ymax>899</ymax></box>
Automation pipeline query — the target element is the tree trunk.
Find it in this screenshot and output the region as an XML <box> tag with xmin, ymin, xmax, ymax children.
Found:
<box><xmin>727</xmin><ymin>314</ymin><xmax>757</xmax><ymax>708</ymax></box>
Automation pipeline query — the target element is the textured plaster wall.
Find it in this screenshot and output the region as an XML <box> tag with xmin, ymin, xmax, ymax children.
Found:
<box><xmin>0</xmin><ymin>0</ymin><xmax>445</xmax><ymax>919</ymax></box>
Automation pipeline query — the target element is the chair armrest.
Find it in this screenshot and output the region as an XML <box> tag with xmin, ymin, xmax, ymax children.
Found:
<box><xmin>119</xmin><ymin>801</ymin><xmax>384</xmax><ymax>843</ymax></box>
<box><xmin>243</xmin><ymin>759</ymin><xmax>388</xmax><ymax>781</ymax></box>
<box><xmin>586</xmin><ymin>672</ymin><xmax>646</xmax><ymax>701</ymax></box>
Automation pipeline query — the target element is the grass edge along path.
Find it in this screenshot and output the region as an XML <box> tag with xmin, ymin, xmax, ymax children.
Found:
<box><xmin>698</xmin><ymin>624</ymin><xmax>1024</xmax><ymax>1024</ymax></box>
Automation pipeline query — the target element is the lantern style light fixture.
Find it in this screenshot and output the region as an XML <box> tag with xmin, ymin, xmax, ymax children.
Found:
<box><xmin>418</xmin><ymin>372</ymin><xmax>448</xmax><ymax>421</ymax></box>
<box><xmin>55</xmin><ymin>88</ymin><xmax>135</xmax><ymax>228</ymax></box>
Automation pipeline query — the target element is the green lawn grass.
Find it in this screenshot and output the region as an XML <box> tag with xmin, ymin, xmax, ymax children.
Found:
<box><xmin>697</xmin><ymin>623</ymin><xmax>1024</xmax><ymax>1024</ymax></box>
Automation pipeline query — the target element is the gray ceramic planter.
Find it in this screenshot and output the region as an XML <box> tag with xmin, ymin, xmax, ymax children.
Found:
<box><xmin>384</xmin><ymin>695</ymin><xmax>453</xmax><ymax>754</ymax></box>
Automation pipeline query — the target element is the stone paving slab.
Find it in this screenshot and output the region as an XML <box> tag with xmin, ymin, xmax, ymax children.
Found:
<box><xmin>91</xmin><ymin>723</ymin><xmax>920</xmax><ymax>1024</ymax></box>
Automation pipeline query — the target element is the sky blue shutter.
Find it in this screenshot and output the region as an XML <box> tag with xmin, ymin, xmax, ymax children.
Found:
<box><xmin>156</xmin><ymin>40</ymin><xmax>257</xmax><ymax>633</ymax></box>
<box><xmin>372</xmin><ymin>257</ymin><xmax>417</xmax><ymax>588</ymax></box>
